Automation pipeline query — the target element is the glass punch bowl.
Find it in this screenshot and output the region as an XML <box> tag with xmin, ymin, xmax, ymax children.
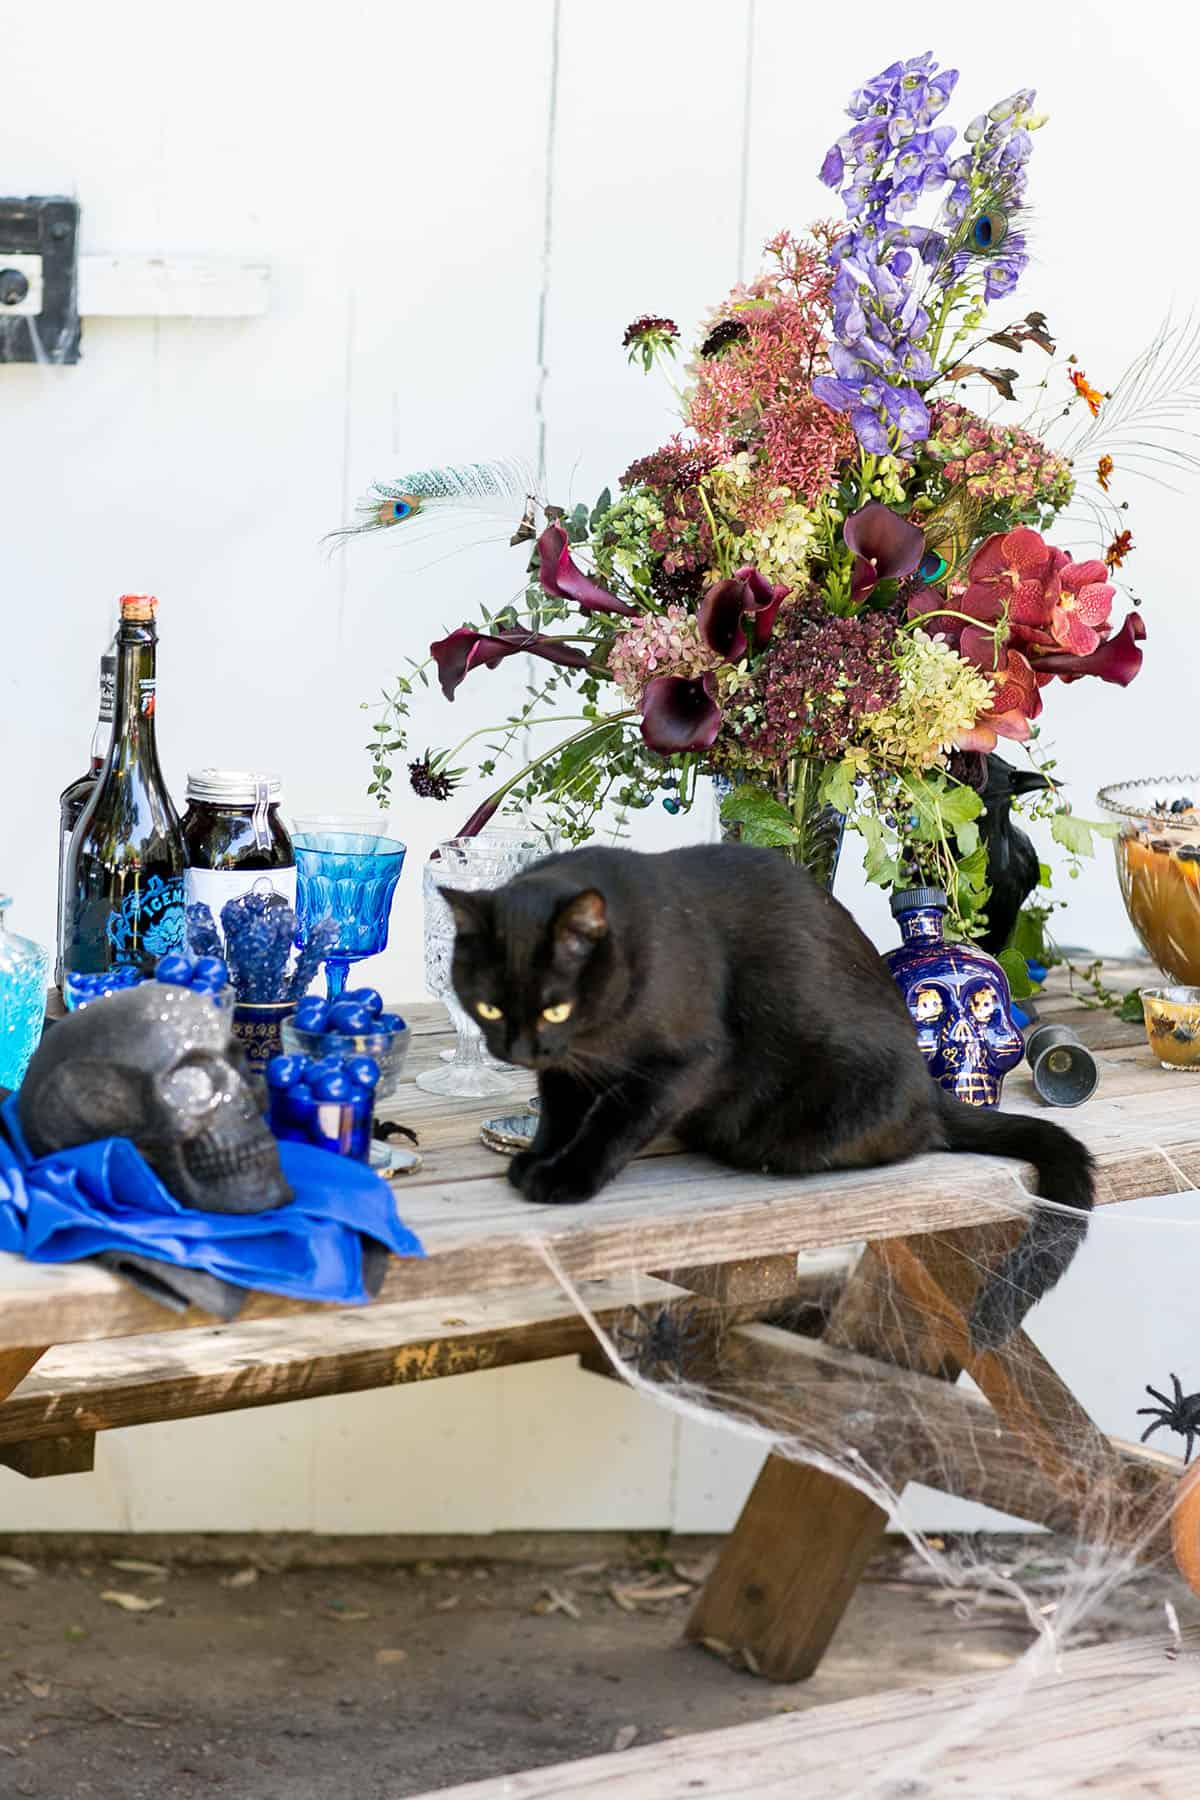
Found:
<box><xmin>1097</xmin><ymin>776</ymin><xmax>1200</xmax><ymax>985</ymax></box>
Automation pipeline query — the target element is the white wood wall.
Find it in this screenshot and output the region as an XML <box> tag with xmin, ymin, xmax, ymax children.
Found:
<box><xmin>0</xmin><ymin>0</ymin><xmax>1197</xmax><ymax>1534</ymax></box>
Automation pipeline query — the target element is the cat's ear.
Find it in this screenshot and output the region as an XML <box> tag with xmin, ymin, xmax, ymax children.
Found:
<box><xmin>553</xmin><ymin>889</ymin><xmax>608</xmax><ymax>962</ymax></box>
<box><xmin>439</xmin><ymin>886</ymin><xmax>493</xmax><ymax>939</ymax></box>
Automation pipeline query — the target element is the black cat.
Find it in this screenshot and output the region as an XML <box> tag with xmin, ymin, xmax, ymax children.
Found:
<box><xmin>442</xmin><ymin>844</ymin><xmax>1093</xmax><ymax>1346</ymax></box>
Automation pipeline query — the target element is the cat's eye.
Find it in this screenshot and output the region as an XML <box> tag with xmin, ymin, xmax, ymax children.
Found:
<box><xmin>541</xmin><ymin>1001</ymin><xmax>573</xmax><ymax>1025</ymax></box>
<box><xmin>475</xmin><ymin>1001</ymin><xmax>503</xmax><ymax>1021</ymax></box>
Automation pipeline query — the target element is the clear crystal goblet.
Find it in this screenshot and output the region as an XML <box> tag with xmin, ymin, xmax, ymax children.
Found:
<box><xmin>416</xmin><ymin>833</ymin><xmax>545</xmax><ymax>1099</ymax></box>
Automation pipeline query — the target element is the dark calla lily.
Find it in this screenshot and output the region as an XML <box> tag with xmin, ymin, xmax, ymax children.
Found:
<box><xmin>698</xmin><ymin>567</ymin><xmax>788</xmax><ymax>660</ymax></box>
<box><xmin>843</xmin><ymin>501</ymin><xmax>926</xmax><ymax>601</ymax></box>
<box><xmin>431</xmin><ymin>626</ymin><xmax>589</xmax><ymax>701</ymax></box>
<box><xmin>640</xmin><ymin>672</ymin><xmax>722</xmax><ymax>753</ymax></box>
<box><xmin>537</xmin><ymin>523</ymin><xmax>639</xmax><ymax>617</ymax></box>
<box><xmin>1034</xmin><ymin>611</ymin><xmax>1146</xmax><ymax>686</ymax></box>
<box><xmin>455</xmin><ymin>793</ymin><xmax>504</xmax><ymax>837</ymax></box>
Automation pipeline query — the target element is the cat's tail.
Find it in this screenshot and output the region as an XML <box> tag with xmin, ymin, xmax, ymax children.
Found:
<box><xmin>934</xmin><ymin>1089</ymin><xmax>1094</xmax><ymax>1349</ymax></box>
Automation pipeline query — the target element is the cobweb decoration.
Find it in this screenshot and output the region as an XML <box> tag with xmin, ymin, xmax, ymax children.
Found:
<box><xmin>522</xmin><ymin>1179</ymin><xmax>1200</xmax><ymax>1788</ymax></box>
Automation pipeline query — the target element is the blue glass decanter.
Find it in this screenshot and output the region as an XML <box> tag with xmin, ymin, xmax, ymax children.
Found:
<box><xmin>0</xmin><ymin>894</ymin><xmax>50</xmax><ymax>1091</ymax></box>
<box><xmin>885</xmin><ymin>886</ymin><xmax>1023</xmax><ymax>1109</ymax></box>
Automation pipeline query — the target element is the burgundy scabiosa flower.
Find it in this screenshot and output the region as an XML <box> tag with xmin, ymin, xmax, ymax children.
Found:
<box><xmin>698</xmin><ymin>567</ymin><xmax>788</xmax><ymax>660</ymax></box>
<box><xmin>639</xmin><ymin>672</ymin><xmax>722</xmax><ymax>753</ymax></box>
<box><xmin>431</xmin><ymin>625</ymin><xmax>589</xmax><ymax>701</ymax></box>
<box><xmin>622</xmin><ymin>315</ymin><xmax>680</xmax><ymax>371</ymax></box>
<box><xmin>537</xmin><ymin>523</ymin><xmax>639</xmax><ymax>617</ymax></box>
<box><xmin>408</xmin><ymin>754</ymin><xmax>458</xmax><ymax>801</ymax></box>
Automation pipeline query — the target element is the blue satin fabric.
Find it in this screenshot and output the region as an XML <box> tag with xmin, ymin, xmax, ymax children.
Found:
<box><xmin>0</xmin><ymin>1095</ymin><xmax>423</xmax><ymax>1303</ymax></box>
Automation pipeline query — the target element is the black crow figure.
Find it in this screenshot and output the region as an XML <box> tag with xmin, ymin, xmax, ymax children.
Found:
<box><xmin>975</xmin><ymin>755</ymin><xmax>1053</xmax><ymax>954</ymax></box>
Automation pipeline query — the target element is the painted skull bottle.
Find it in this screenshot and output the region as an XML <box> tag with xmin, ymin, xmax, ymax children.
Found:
<box><xmin>62</xmin><ymin>594</ymin><xmax>186</xmax><ymax>977</ymax></box>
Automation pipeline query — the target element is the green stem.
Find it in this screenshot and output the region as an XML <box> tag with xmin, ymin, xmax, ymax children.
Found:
<box><xmin>466</xmin><ymin>713</ymin><xmax>637</xmax><ymax>820</ymax></box>
<box><xmin>438</xmin><ymin>714</ymin><xmax>610</xmax><ymax>771</ymax></box>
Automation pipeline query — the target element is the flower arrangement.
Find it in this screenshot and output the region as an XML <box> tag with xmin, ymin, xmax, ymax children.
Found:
<box><xmin>351</xmin><ymin>52</ymin><xmax>1199</xmax><ymax>975</ymax></box>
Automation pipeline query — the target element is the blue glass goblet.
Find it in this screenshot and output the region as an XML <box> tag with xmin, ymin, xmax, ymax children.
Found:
<box><xmin>291</xmin><ymin>815</ymin><xmax>407</xmax><ymax>1000</ymax></box>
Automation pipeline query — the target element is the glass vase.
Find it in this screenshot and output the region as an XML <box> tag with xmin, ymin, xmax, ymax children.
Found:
<box><xmin>0</xmin><ymin>895</ymin><xmax>50</xmax><ymax>1091</ymax></box>
<box><xmin>716</xmin><ymin>758</ymin><xmax>846</xmax><ymax>891</ymax></box>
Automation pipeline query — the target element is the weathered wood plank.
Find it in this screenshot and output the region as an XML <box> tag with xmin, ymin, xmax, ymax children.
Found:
<box><xmin>0</xmin><ymin>1433</ymin><xmax>95</xmax><ymax>1478</ymax></box>
<box><xmin>703</xmin><ymin>1323</ymin><xmax>1181</xmax><ymax>1537</ymax></box>
<box><xmin>0</xmin><ymin>1278</ymin><xmax>690</xmax><ymax>1443</ymax></box>
<box><xmin>412</xmin><ymin>1631</ymin><xmax>1200</xmax><ymax>1799</ymax></box>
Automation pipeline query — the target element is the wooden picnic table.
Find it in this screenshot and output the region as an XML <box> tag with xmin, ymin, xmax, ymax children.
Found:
<box><xmin>0</xmin><ymin>964</ymin><xmax>1194</xmax><ymax>1683</ymax></box>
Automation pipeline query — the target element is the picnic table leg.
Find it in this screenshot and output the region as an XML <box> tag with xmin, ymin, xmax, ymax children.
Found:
<box><xmin>685</xmin><ymin>1242</ymin><xmax>922</xmax><ymax>1681</ymax></box>
<box><xmin>687</xmin><ymin>1218</ymin><xmax>1120</xmax><ymax>1682</ymax></box>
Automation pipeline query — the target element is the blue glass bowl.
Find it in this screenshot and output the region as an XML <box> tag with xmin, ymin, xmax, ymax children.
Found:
<box><xmin>291</xmin><ymin>824</ymin><xmax>407</xmax><ymax>999</ymax></box>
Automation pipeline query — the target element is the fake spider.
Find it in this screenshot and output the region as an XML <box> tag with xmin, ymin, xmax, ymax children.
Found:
<box><xmin>611</xmin><ymin>1304</ymin><xmax>711</xmax><ymax>1384</ymax></box>
<box><xmin>1138</xmin><ymin>1373</ymin><xmax>1200</xmax><ymax>1464</ymax></box>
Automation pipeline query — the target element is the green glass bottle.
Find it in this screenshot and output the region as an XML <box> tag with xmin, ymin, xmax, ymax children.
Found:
<box><xmin>63</xmin><ymin>594</ymin><xmax>186</xmax><ymax>977</ymax></box>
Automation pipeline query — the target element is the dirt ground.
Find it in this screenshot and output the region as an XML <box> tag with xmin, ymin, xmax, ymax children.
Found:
<box><xmin>0</xmin><ymin>1531</ymin><xmax>1188</xmax><ymax>1800</ymax></box>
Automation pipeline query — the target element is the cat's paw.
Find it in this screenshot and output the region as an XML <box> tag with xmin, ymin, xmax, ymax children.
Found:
<box><xmin>520</xmin><ymin>1156</ymin><xmax>603</xmax><ymax>1208</ymax></box>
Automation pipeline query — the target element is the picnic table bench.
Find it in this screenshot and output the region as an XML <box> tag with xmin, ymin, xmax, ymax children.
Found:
<box><xmin>410</xmin><ymin>1630</ymin><xmax>1200</xmax><ymax>1798</ymax></box>
<box><xmin>0</xmin><ymin>965</ymin><xmax>1195</xmax><ymax>1685</ymax></box>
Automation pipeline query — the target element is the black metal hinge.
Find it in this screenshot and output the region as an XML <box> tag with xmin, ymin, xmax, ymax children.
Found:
<box><xmin>0</xmin><ymin>196</ymin><xmax>81</xmax><ymax>365</ymax></box>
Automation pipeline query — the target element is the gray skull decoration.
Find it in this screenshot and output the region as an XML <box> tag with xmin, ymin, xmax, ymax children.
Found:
<box><xmin>18</xmin><ymin>985</ymin><xmax>293</xmax><ymax>1214</ymax></box>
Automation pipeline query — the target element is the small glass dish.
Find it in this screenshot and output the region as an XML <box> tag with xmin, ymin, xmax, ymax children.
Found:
<box><xmin>1141</xmin><ymin>986</ymin><xmax>1200</xmax><ymax>1071</ymax></box>
<box><xmin>282</xmin><ymin>1018</ymin><xmax>412</xmax><ymax>1096</ymax></box>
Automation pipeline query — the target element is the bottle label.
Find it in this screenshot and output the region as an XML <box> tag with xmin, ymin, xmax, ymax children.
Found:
<box><xmin>104</xmin><ymin>873</ymin><xmax>186</xmax><ymax>965</ymax></box>
<box><xmin>185</xmin><ymin>865</ymin><xmax>297</xmax><ymax>924</ymax></box>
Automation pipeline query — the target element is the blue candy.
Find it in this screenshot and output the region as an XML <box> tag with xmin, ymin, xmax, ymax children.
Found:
<box><xmin>375</xmin><ymin>1012</ymin><xmax>405</xmax><ymax>1034</ymax></box>
<box><xmin>307</xmin><ymin>1054</ymin><xmax>346</xmax><ymax>1084</ymax></box>
<box><xmin>155</xmin><ymin>953</ymin><xmax>194</xmax><ymax>986</ymax></box>
<box><xmin>294</xmin><ymin>997</ymin><xmax>330</xmax><ymax>1032</ymax></box>
<box><xmin>344</xmin><ymin>1056</ymin><xmax>381</xmax><ymax>1090</ymax></box>
<box><xmin>192</xmin><ymin>955</ymin><xmax>229</xmax><ymax>985</ymax></box>
<box><xmin>311</xmin><ymin>1069</ymin><xmax>354</xmax><ymax>1102</ymax></box>
<box><xmin>325</xmin><ymin>1001</ymin><xmax>375</xmax><ymax>1036</ymax></box>
<box><xmin>343</xmin><ymin>987</ymin><xmax>384</xmax><ymax>1017</ymax></box>
<box><xmin>265</xmin><ymin>1054</ymin><xmax>308</xmax><ymax>1089</ymax></box>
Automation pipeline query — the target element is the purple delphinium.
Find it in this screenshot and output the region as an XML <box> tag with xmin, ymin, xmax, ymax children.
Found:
<box><xmin>938</xmin><ymin>89</ymin><xmax>1039</xmax><ymax>300</ymax></box>
<box><xmin>815</xmin><ymin>53</ymin><xmax>960</xmax><ymax>452</ymax></box>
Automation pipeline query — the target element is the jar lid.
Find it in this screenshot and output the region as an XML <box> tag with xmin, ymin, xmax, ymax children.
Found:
<box><xmin>890</xmin><ymin>886</ymin><xmax>947</xmax><ymax>915</ymax></box>
<box><xmin>186</xmin><ymin>768</ymin><xmax>283</xmax><ymax>805</ymax></box>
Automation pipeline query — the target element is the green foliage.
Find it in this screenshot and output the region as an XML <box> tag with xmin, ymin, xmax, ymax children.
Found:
<box><xmin>998</xmin><ymin>948</ymin><xmax>1036</xmax><ymax>999</ymax></box>
<box><xmin>718</xmin><ymin>785</ymin><xmax>800</xmax><ymax>849</ymax></box>
<box><xmin>1050</xmin><ymin>812</ymin><xmax>1119</xmax><ymax>858</ymax></box>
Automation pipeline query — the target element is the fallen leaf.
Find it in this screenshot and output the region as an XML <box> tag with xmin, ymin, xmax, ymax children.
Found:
<box><xmin>619</xmin><ymin>1583</ymin><xmax>692</xmax><ymax>1603</ymax></box>
<box><xmin>17</xmin><ymin>1676</ymin><xmax>50</xmax><ymax>1699</ymax></box>
<box><xmin>220</xmin><ymin>1568</ymin><xmax>259</xmax><ymax>1590</ymax></box>
<box><xmin>670</xmin><ymin>1560</ymin><xmax>708</xmax><ymax>1585</ymax></box>
<box><xmin>442</xmin><ymin>1317</ymin><xmax>468</xmax><ymax>1327</ymax></box>
<box><xmin>413</xmin><ymin>1561</ymin><xmax>438</xmax><ymax>1578</ymax></box>
<box><xmin>110</xmin><ymin>1559</ymin><xmax>168</xmax><ymax>1579</ymax></box>
<box><xmin>0</xmin><ymin>1557</ymin><xmax>37</xmax><ymax>1579</ymax></box>
<box><xmin>435</xmin><ymin>1595</ymin><xmax>460</xmax><ymax>1612</ymax></box>
<box><xmin>64</xmin><ymin>1626</ymin><xmax>87</xmax><ymax>1644</ymax></box>
<box><xmin>611</xmin><ymin>1725</ymin><xmax>638</xmax><ymax>1753</ymax></box>
<box><xmin>698</xmin><ymin>1636</ymin><xmax>732</xmax><ymax>1658</ymax></box>
<box><xmin>741</xmin><ymin>1646</ymin><xmax>761</xmax><ymax>1676</ymax></box>
<box><xmin>608</xmin><ymin>1586</ymin><xmax>637</xmax><ymax>1615</ymax></box>
<box><xmin>532</xmin><ymin>1586</ymin><xmax>581</xmax><ymax>1620</ymax></box>
<box><xmin>375</xmin><ymin>1648</ymin><xmax>408</xmax><ymax>1666</ymax></box>
<box><xmin>100</xmin><ymin>1591</ymin><xmax>164</xmax><ymax>1614</ymax></box>
<box><xmin>562</xmin><ymin>1561</ymin><xmax>607</xmax><ymax>1578</ymax></box>
<box><xmin>323</xmin><ymin>1608</ymin><xmax>370</xmax><ymax>1623</ymax></box>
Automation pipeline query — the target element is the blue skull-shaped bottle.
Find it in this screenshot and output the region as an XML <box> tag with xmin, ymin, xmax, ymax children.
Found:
<box><xmin>885</xmin><ymin>887</ymin><xmax>1023</xmax><ymax>1108</ymax></box>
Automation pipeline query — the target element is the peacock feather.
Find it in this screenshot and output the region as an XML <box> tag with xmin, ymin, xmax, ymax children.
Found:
<box><xmin>330</xmin><ymin>459</ymin><xmax>534</xmax><ymax>543</ymax></box>
<box><xmin>917</xmin><ymin>485</ymin><xmax>983</xmax><ymax>586</ymax></box>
